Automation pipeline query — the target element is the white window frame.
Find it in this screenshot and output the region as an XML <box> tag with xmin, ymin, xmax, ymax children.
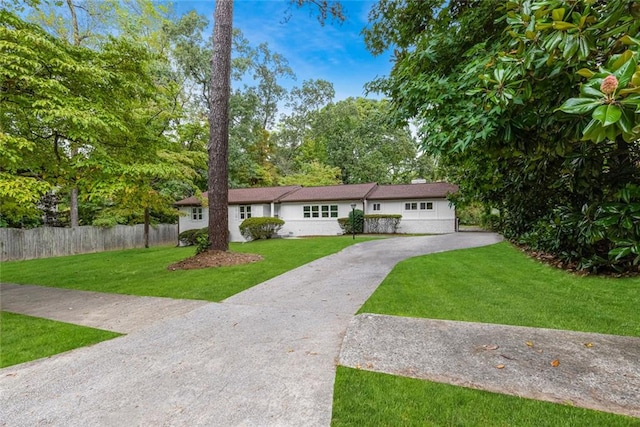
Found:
<box><xmin>372</xmin><ymin>203</ymin><xmax>381</xmax><ymax>211</ymax></box>
<box><xmin>303</xmin><ymin>204</ymin><xmax>338</xmax><ymax>219</ymax></box>
<box><xmin>239</xmin><ymin>205</ymin><xmax>252</xmax><ymax>220</ymax></box>
<box><xmin>406</xmin><ymin>201</ymin><xmax>433</xmax><ymax>211</ymax></box>
<box><xmin>191</xmin><ymin>207</ymin><xmax>203</xmax><ymax>220</ymax></box>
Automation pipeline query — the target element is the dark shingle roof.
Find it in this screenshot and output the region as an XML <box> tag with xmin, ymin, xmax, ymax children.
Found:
<box><xmin>174</xmin><ymin>186</ymin><xmax>301</xmax><ymax>206</ymax></box>
<box><xmin>174</xmin><ymin>182</ymin><xmax>457</xmax><ymax>206</ymax></box>
<box><xmin>367</xmin><ymin>182</ymin><xmax>458</xmax><ymax>200</ymax></box>
<box><xmin>278</xmin><ymin>183</ymin><xmax>378</xmax><ymax>203</ymax></box>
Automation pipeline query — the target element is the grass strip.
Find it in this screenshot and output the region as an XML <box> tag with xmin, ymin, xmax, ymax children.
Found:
<box><xmin>358</xmin><ymin>242</ymin><xmax>640</xmax><ymax>337</ymax></box>
<box><xmin>0</xmin><ymin>311</ymin><xmax>121</xmax><ymax>368</ymax></box>
<box><xmin>0</xmin><ymin>236</ymin><xmax>371</xmax><ymax>301</ymax></box>
<box><xmin>331</xmin><ymin>367</ymin><xmax>640</xmax><ymax>426</ymax></box>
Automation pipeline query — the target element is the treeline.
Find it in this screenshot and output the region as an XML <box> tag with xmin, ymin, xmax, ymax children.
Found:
<box><xmin>1</xmin><ymin>1</ymin><xmax>436</xmax><ymax>229</ymax></box>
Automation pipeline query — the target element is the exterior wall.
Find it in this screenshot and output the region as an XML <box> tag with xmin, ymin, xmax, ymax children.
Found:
<box><xmin>278</xmin><ymin>201</ymin><xmax>361</xmax><ymax>237</ymax></box>
<box><xmin>178</xmin><ymin>206</ymin><xmax>207</xmax><ymax>234</ymax></box>
<box><xmin>178</xmin><ymin>197</ymin><xmax>456</xmax><ymax>242</ymax></box>
<box><xmin>179</xmin><ymin>204</ymin><xmax>273</xmax><ymax>243</ymax></box>
<box><xmin>228</xmin><ymin>204</ymin><xmax>270</xmax><ymax>242</ymax></box>
<box><xmin>367</xmin><ymin>199</ymin><xmax>456</xmax><ymax>234</ymax></box>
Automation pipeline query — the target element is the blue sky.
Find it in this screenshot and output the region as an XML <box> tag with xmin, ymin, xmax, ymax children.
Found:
<box><xmin>172</xmin><ymin>0</ymin><xmax>392</xmax><ymax>101</ymax></box>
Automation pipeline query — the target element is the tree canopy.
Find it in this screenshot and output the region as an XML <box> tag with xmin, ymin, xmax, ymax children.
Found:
<box><xmin>365</xmin><ymin>0</ymin><xmax>640</xmax><ymax>272</ymax></box>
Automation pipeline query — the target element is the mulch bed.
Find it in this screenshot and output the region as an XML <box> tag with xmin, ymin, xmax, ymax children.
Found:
<box><xmin>168</xmin><ymin>250</ymin><xmax>263</xmax><ymax>270</ymax></box>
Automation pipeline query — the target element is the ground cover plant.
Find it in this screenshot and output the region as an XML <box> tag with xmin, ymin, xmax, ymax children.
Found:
<box><xmin>0</xmin><ymin>312</ymin><xmax>121</xmax><ymax>368</ymax></box>
<box><xmin>332</xmin><ymin>367</ymin><xmax>640</xmax><ymax>427</ymax></box>
<box><xmin>359</xmin><ymin>242</ymin><xmax>640</xmax><ymax>337</ymax></box>
<box><xmin>0</xmin><ymin>237</ymin><xmax>372</xmax><ymax>301</ymax></box>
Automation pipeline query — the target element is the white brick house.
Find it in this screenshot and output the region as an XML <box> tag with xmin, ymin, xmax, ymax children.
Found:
<box><xmin>175</xmin><ymin>182</ymin><xmax>458</xmax><ymax>242</ymax></box>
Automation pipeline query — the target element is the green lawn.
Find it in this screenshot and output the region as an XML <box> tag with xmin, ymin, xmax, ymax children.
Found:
<box><xmin>332</xmin><ymin>367</ymin><xmax>640</xmax><ymax>427</ymax></box>
<box><xmin>358</xmin><ymin>242</ymin><xmax>640</xmax><ymax>337</ymax></box>
<box><xmin>334</xmin><ymin>242</ymin><xmax>640</xmax><ymax>425</ymax></box>
<box><xmin>0</xmin><ymin>311</ymin><xmax>121</xmax><ymax>368</ymax></box>
<box><xmin>0</xmin><ymin>236</ymin><xmax>371</xmax><ymax>301</ymax></box>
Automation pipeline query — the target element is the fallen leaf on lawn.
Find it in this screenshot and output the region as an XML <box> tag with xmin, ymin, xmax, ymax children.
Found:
<box><xmin>551</xmin><ymin>359</ymin><xmax>560</xmax><ymax>367</ymax></box>
<box><xmin>584</xmin><ymin>342</ymin><xmax>594</xmax><ymax>348</ymax></box>
<box><xmin>525</xmin><ymin>341</ymin><xmax>534</xmax><ymax>348</ymax></box>
<box><xmin>482</xmin><ymin>344</ymin><xmax>499</xmax><ymax>350</ymax></box>
<box><xmin>496</xmin><ymin>364</ymin><xmax>505</xmax><ymax>369</ymax></box>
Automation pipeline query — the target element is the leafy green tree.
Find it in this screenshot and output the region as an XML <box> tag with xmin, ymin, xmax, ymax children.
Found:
<box><xmin>306</xmin><ymin>97</ymin><xmax>434</xmax><ymax>184</ymax></box>
<box><xmin>278</xmin><ymin>161</ymin><xmax>341</xmax><ymax>186</ymax></box>
<box><xmin>364</xmin><ymin>0</ymin><xmax>639</xmax><ymax>272</ymax></box>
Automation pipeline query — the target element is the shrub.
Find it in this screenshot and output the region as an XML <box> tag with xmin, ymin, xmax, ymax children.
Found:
<box><xmin>239</xmin><ymin>217</ymin><xmax>284</xmax><ymax>241</ymax></box>
<box><xmin>178</xmin><ymin>227</ymin><xmax>208</xmax><ymax>246</ymax></box>
<box><xmin>195</xmin><ymin>234</ymin><xmax>211</xmax><ymax>254</ymax></box>
<box><xmin>338</xmin><ymin>209</ymin><xmax>364</xmax><ymax>234</ymax></box>
<box><xmin>364</xmin><ymin>214</ymin><xmax>402</xmax><ymax>234</ymax></box>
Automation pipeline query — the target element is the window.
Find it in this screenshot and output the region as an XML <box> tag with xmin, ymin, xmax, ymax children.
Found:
<box><xmin>239</xmin><ymin>205</ymin><xmax>252</xmax><ymax>219</ymax></box>
<box><xmin>406</xmin><ymin>202</ymin><xmax>433</xmax><ymax>211</ymax></box>
<box><xmin>191</xmin><ymin>207</ymin><xmax>203</xmax><ymax>220</ymax></box>
<box><xmin>372</xmin><ymin>203</ymin><xmax>381</xmax><ymax>211</ymax></box>
<box><xmin>303</xmin><ymin>204</ymin><xmax>338</xmax><ymax>218</ymax></box>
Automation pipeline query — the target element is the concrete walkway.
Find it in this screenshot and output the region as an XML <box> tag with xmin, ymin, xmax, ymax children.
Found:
<box><xmin>0</xmin><ymin>284</ymin><xmax>209</xmax><ymax>333</ymax></box>
<box><xmin>1</xmin><ymin>232</ymin><xmax>638</xmax><ymax>425</ymax></box>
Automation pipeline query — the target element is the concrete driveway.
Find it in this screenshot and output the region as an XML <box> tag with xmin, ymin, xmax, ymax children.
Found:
<box><xmin>1</xmin><ymin>232</ymin><xmax>638</xmax><ymax>425</ymax></box>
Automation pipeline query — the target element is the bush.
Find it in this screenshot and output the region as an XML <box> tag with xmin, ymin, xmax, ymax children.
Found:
<box><xmin>195</xmin><ymin>233</ymin><xmax>211</xmax><ymax>254</ymax></box>
<box><xmin>178</xmin><ymin>227</ymin><xmax>208</xmax><ymax>246</ymax></box>
<box><xmin>239</xmin><ymin>217</ymin><xmax>284</xmax><ymax>241</ymax></box>
<box><xmin>338</xmin><ymin>209</ymin><xmax>364</xmax><ymax>234</ymax></box>
<box><xmin>364</xmin><ymin>214</ymin><xmax>402</xmax><ymax>234</ymax></box>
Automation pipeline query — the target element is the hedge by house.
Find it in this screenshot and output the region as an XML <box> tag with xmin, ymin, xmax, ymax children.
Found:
<box><xmin>364</xmin><ymin>214</ymin><xmax>402</xmax><ymax>234</ymax></box>
<box><xmin>239</xmin><ymin>217</ymin><xmax>284</xmax><ymax>241</ymax></box>
<box><xmin>338</xmin><ymin>212</ymin><xmax>401</xmax><ymax>235</ymax></box>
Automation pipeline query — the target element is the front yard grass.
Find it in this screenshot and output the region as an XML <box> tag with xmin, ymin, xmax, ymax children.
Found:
<box><xmin>358</xmin><ymin>242</ymin><xmax>640</xmax><ymax>337</ymax></box>
<box><xmin>332</xmin><ymin>366</ymin><xmax>640</xmax><ymax>426</ymax></box>
<box><xmin>0</xmin><ymin>236</ymin><xmax>372</xmax><ymax>301</ymax></box>
<box><xmin>0</xmin><ymin>312</ymin><xmax>121</xmax><ymax>368</ymax></box>
<box><xmin>333</xmin><ymin>241</ymin><xmax>640</xmax><ymax>426</ymax></box>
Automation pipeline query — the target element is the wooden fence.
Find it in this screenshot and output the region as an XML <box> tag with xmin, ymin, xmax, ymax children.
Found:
<box><xmin>0</xmin><ymin>224</ymin><xmax>178</xmax><ymax>261</ymax></box>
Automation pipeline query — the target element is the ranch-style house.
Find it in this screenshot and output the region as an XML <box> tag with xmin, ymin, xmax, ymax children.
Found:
<box><xmin>175</xmin><ymin>181</ymin><xmax>458</xmax><ymax>242</ymax></box>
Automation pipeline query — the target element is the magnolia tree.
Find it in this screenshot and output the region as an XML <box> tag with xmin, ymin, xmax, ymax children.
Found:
<box><xmin>365</xmin><ymin>0</ymin><xmax>639</xmax><ymax>272</ymax></box>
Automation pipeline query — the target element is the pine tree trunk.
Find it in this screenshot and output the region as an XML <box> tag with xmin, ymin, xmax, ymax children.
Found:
<box><xmin>207</xmin><ymin>0</ymin><xmax>233</xmax><ymax>252</ymax></box>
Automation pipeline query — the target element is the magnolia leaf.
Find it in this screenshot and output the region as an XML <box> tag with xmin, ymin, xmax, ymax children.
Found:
<box><xmin>552</xmin><ymin>21</ymin><xmax>576</xmax><ymax>30</ymax></box>
<box><xmin>577</xmin><ymin>68</ymin><xmax>595</xmax><ymax>78</ymax></box>
<box><xmin>580</xmin><ymin>84</ymin><xmax>604</xmax><ymax>98</ymax></box>
<box><xmin>592</xmin><ymin>104</ymin><xmax>622</xmax><ymax>126</ymax></box>
<box><xmin>551</xmin><ymin>8</ymin><xmax>565</xmax><ymax>21</ymax></box>
<box><xmin>610</xmin><ymin>50</ymin><xmax>634</xmax><ymax>71</ymax></box>
<box><xmin>613</xmin><ymin>55</ymin><xmax>638</xmax><ymax>88</ymax></box>
<box><xmin>557</xmin><ymin>97</ymin><xmax>601</xmax><ymax>114</ymax></box>
<box><xmin>620</xmin><ymin>35</ymin><xmax>640</xmax><ymax>46</ymax></box>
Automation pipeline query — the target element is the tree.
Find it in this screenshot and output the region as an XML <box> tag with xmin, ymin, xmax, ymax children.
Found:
<box><xmin>364</xmin><ymin>0</ymin><xmax>639</xmax><ymax>272</ymax></box>
<box><xmin>305</xmin><ymin>98</ymin><xmax>434</xmax><ymax>184</ymax></box>
<box><xmin>206</xmin><ymin>0</ymin><xmax>344</xmax><ymax>252</ymax></box>
<box><xmin>207</xmin><ymin>0</ymin><xmax>234</xmax><ymax>251</ymax></box>
<box><xmin>1</xmin><ymin>8</ymin><xmax>201</xmax><ymax>232</ymax></box>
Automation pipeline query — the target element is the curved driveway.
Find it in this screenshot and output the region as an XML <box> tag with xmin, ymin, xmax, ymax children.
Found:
<box><xmin>0</xmin><ymin>233</ymin><xmax>502</xmax><ymax>426</ymax></box>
